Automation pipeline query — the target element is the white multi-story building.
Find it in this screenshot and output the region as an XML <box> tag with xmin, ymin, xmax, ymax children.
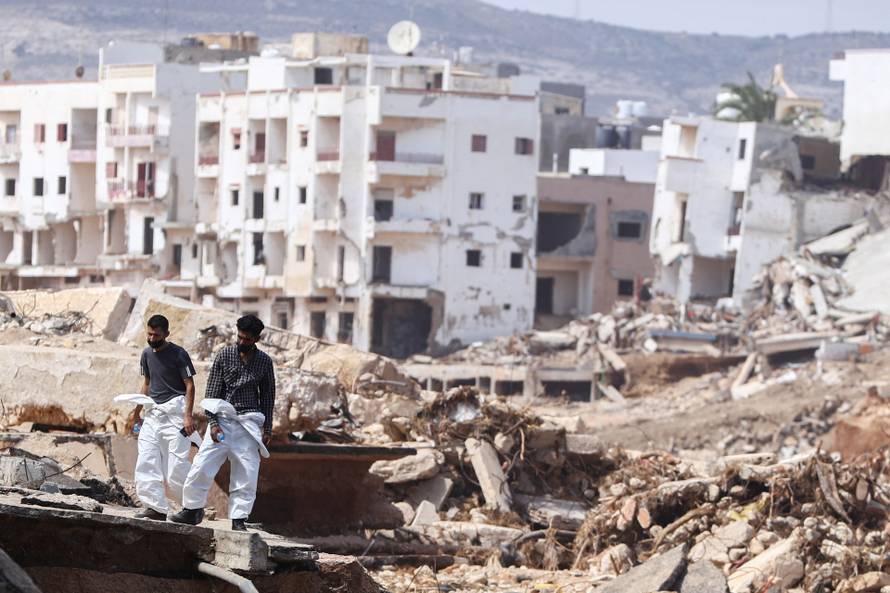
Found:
<box><xmin>830</xmin><ymin>49</ymin><xmax>890</xmax><ymax>188</ymax></box>
<box><xmin>650</xmin><ymin>115</ymin><xmax>866</xmax><ymax>307</ymax></box>
<box><xmin>190</xmin><ymin>36</ymin><xmax>540</xmax><ymax>357</ymax></box>
<box><xmin>0</xmin><ymin>80</ymin><xmax>102</xmax><ymax>290</ymax></box>
<box><xmin>0</xmin><ymin>39</ymin><xmax>249</xmax><ymax>292</ymax></box>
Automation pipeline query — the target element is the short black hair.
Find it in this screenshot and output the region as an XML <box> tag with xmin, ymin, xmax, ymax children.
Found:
<box><xmin>147</xmin><ymin>314</ymin><xmax>170</xmax><ymax>333</ymax></box>
<box><xmin>236</xmin><ymin>315</ymin><xmax>265</xmax><ymax>339</ymax></box>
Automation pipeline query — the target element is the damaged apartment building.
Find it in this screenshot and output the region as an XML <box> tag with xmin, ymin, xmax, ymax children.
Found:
<box><xmin>0</xmin><ymin>35</ymin><xmax>253</xmax><ymax>291</ymax></box>
<box><xmin>535</xmin><ymin>147</ymin><xmax>657</xmax><ymax>325</ymax></box>
<box><xmin>184</xmin><ymin>33</ymin><xmax>540</xmax><ymax>358</ymax></box>
<box><xmin>648</xmin><ymin>112</ymin><xmax>868</xmax><ymax>308</ymax></box>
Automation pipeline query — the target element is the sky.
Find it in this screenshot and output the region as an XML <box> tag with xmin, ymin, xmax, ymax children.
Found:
<box><xmin>481</xmin><ymin>0</ymin><xmax>890</xmax><ymax>37</ymax></box>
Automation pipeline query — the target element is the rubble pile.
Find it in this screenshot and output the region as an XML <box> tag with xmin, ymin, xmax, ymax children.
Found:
<box><xmin>0</xmin><ymin>310</ymin><xmax>95</xmax><ymax>337</ymax></box>
<box><xmin>747</xmin><ymin>252</ymin><xmax>888</xmax><ymax>341</ymax></box>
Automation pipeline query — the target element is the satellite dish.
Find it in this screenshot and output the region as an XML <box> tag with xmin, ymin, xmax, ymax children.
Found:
<box><xmin>74</xmin><ymin>65</ymin><xmax>85</xmax><ymax>79</ymax></box>
<box><xmin>387</xmin><ymin>20</ymin><xmax>421</xmax><ymax>55</ymax></box>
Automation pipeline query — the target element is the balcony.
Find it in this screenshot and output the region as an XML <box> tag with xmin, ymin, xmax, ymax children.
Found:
<box><xmin>0</xmin><ymin>143</ymin><xmax>21</xmax><ymax>164</ymax></box>
<box><xmin>0</xmin><ymin>196</ymin><xmax>19</xmax><ymax>214</ymax></box>
<box><xmin>663</xmin><ymin>156</ymin><xmax>700</xmax><ymax>194</ymax></box>
<box><xmin>197</xmin><ymin>154</ymin><xmax>219</xmax><ymax>177</ymax></box>
<box><xmin>244</xmin><ymin>264</ymin><xmax>284</xmax><ymax>289</ymax></box>
<box><xmin>369</xmin><ymin>217</ymin><xmax>437</xmax><ymax>236</ymax></box>
<box><xmin>246</xmin><ymin>151</ymin><xmax>266</xmax><ymax>176</ymax></box>
<box><xmin>367</xmin><ymin>152</ymin><xmax>445</xmax><ymax>180</ymax></box>
<box><xmin>105</xmin><ymin>125</ymin><xmax>169</xmax><ymax>150</ymax></box>
<box><xmin>69</xmin><ymin>136</ymin><xmax>98</xmax><ymax>163</ymax></box>
<box><xmin>106</xmin><ymin>180</ymin><xmax>157</xmax><ymax>202</ymax></box>
<box><xmin>725</xmin><ymin>225</ymin><xmax>742</xmax><ymax>252</ymax></box>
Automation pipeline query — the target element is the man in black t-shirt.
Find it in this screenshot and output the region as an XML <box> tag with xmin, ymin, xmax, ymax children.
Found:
<box><xmin>131</xmin><ymin>314</ymin><xmax>197</xmax><ymax>520</ymax></box>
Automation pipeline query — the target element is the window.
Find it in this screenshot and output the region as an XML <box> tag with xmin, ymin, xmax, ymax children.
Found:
<box><xmin>310</xmin><ymin>311</ymin><xmax>326</xmax><ymax>338</ymax></box>
<box><xmin>579</xmin><ymin>167</ymin><xmax>589</xmax><ymax>175</ymax></box>
<box><xmin>33</xmin><ymin>177</ymin><xmax>44</xmax><ymax>196</ymax></box>
<box><xmin>57</xmin><ymin>123</ymin><xmax>68</xmax><ymax>142</ymax></box>
<box><xmin>252</xmin><ymin>191</ymin><xmax>264</xmax><ymax>219</ymax></box>
<box><xmin>172</xmin><ymin>244</ymin><xmax>182</xmax><ymax>267</ymax></box>
<box><xmin>277</xmin><ymin>312</ymin><xmax>289</xmax><ymax>330</ymax></box>
<box><xmin>57</xmin><ymin>176</ymin><xmax>66</xmax><ymax>195</ymax></box>
<box><xmin>372</xmin><ymin>246</ymin><xmax>392</xmax><ymax>283</ymax></box>
<box><xmin>252</xmin><ymin>232</ymin><xmax>264</xmax><ymax>265</ymax></box>
<box><xmin>4</xmin><ymin>124</ymin><xmax>16</xmax><ymax>144</ymax></box>
<box><xmin>191</xmin><ymin>243</ymin><xmax>198</xmax><ymax>259</ymax></box>
<box><xmin>106</xmin><ymin>162</ymin><xmax>118</xmax><ymax>178</ymax></box>
<box><xmin>374</xmin><ymin>199</ymin><xmax>394</xmax><ymax>222</ymax></box>
<box><xmin>232</xmin><ymin>130</ymin><xmax>242</xmax><ymax>150</ymax></box>
<box><xmin>515</xmin><ymin>137</ymin><xmax>534</xmax><ymax>155</ymax></box>
<box><xmin>337</xmin><ymin>246</ymin><xmax>345</xmax><ymax>281</ymax></box>
<box><xmin>510</xmin><ymin>252</ymin><xmax>523</xmax><ymax>269</ymax></box>
<box><xmin>4</xmin><ymin>178</ymin><xmax>15</xmax><ymax>197</ymax></box>
<box><xmin>143</xmin><ymin>217</ymin><xmax>154</xmax><ymax>255</ymax></box>
<box><xmin>554</xmin><ymin>106</ymin><xmax>570</xmax><ymax>115</ymax></box>
<box><xmin>105</xmin><ymin>108</ymin><xmax>113</xmax><ymax>124</ymax></box>
<box><xmin>231</xmin><ymin>188</ymin><xmax>239</xmax><ymax>206</ymax></box>
<box><xmin>298</xmin><ymin>186</ymin><xmax>307</xmax><ymax>204</ymax></box>
<box><xmin>471</xmin><ymin>134</ymin><xmax>487</xmax><ymax>152</ymax></box>
<box><xmin>469</xmin><ymin>192</ymin><xmax>484</xmax><ymax>210</ymax></box>
<box><xmin>337</xmin><ymin>312</ymin><xmax>354</xmax><ymax>344</ymax></box>
<box><xmin>801</xmin><ymin>154</ymin><xmax>816</xmax><ymax>171</ymax></box>
<box><xmin>512</xmin><ymin>195</ymin><xmax>526</xmax><ymax>212</ymax></box>
<box><xmin>299</xmin><ymin>130</ymin><xmax>309</xmax><ymax>147</ymax></box>
<box><xmin>617</xmin><ymin>279</ymin><xmax>635</xmax><ymax>297</ymax></box>
<box><xmin>738</xmin><ymin>138</ymin><xmax>747</xmax><ymax>160</ymax></box>
<box><xmin>616</xmin><ymin>221</ymin><xmax>642</xmax><ymax>239</ymax></box>
<box><xmin>466</xmin><ymin>249</ymin><xmax>481</xmax><ymax>267</ymax></box>
<box><xmin>314</xmin><ymin>67</ymin><xmax>334</xmax><ymax>85</ymax></box>
<box><xmin>34</xmin><ymin>124</ymin><xmax>45</xmax><ymax>144</ymax></box>
<box><xmin>295</xmin><ymin>245</ymin><xmax>306</xmax><ymax>262</ymax></box>
<box><xmin>274</xmin><ymin>187</ymin><xmax>280</xmax><ymax>202</ymax></box>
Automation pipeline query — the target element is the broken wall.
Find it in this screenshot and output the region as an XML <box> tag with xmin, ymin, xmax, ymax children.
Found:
<box><xmin>1</xmin><ymin>287</ymin><xmax>133</xmax><ymax>341</ymax></box>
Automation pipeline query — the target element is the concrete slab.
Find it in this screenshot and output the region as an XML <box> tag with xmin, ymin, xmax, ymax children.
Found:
<box><xmin>2</xmin><ymin>287</ymin><xmax>132</xmax><ymax>341</ymax></box>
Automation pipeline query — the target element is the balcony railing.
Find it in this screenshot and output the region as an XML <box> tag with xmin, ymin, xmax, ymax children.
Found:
<box><xmin>71</xmin><ymin>135</ymin><xmax>97</xmax><ymax>150</ymax></box>
<box><xmin>198</xmin><ymin>155</ymin><xmax>219</xmax><ymax>166</ymax></box>
<box><xmin>316</xmin><ymin>150</ymin><xmax>340</xmax><ymax>161</ymax></box>
<box><xmin>107</xmin><ymin>125</ymin><xmax>163</xmax><ymax>137</ymax></box>
<box><xmin>369</xmin><ymin>151</ymin><xmax>444</xmax><ymax>165</ymax></box>
<box><xmin>0</xmin><ymin>142</ymin><xmax>21</xmax><ymax>162</ymax></box>
<box><xmin>248</xmin><ymin>151</ymin><xmax>266</xmax><ymax>164</ymax></box>
<box><xmin>107</xmin><ymin>180</ymin><xmax>156</xmax><ymax>200</ymax></box>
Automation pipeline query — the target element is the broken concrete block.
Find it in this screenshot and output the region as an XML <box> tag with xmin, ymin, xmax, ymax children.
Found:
<box><xmin>599</xmin><ymin>544</ymin><xmax>688</xmax><ymax>593</ymax></box>
<box><xmin>515</xmin><ymin>494</ymin><xmax>588</xmax><ymax>530</ymax></box>
<box><xmin>680</xmin><ymin>561</ymin><xmax>729</xmax><ymax>593</ymax></box>
<box><xmin>393</xmin><ymin>502</ymin><xmax>415</xmax><ymax>525</ymax></box>
<box><xmin>20</xmin><ymin>492</ymin><xmax>103</xmax><ymax>513</ymax></box>
<box><xmin>410</xmin><ymin>500</ymin><xmax>439</xmax><ymax>527</ymax></box>
<box><xmin>408</xmin><ymin>520</ymin><xmax>523</xmax><ymax>548</ymax></box>
<box><xmin>407</xmin><ymin>475</ymin><xmax>454</xmax><ymax>510</ymax></box>
<box><xmin>0</xmin><ymin>457</ymin><xmax>48</xmax><ymax>489</ymax></box>
<box><xmin>370</xmin><ymin>448</ymin><xmax>443</xmax><ymax>485</ymax></box>
<box><xmin>493</xmin><ymin>432</ymin><xmax>515</xmax><ymax>455</ymax></box>
<box><xmin>727</xmin><ymin>531</ymin><xmax>803</xmax><ymax>593</ymax></box>
<box><xmin>590</xmin><ymin>543</ymin><xmax>633</xmax><ymax>576</ymax></box>
<box><xmin>3</xmin><ymin>286</ymin><xmax>132</xmax><ymax>341</ymax></box>
<box><xmin>528</xmin><ymin>331</ymin><xmax>577</xmax><ymax>354</ymax></box>
<box><xmin>465</xmin><ymin>438</ymin><xmax>512</xmax><ymax>512</ymax></box>
<box><xmin>689</xmin><ymin>521</ymin><xmax>754</xmax><ymax>563</ymax></box>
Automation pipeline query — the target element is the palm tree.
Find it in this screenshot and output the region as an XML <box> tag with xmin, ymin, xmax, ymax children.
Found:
<box><xmin>713</xmin><ymin>72</ymin><xmax>777</xmax><ymax>123</ymax></box>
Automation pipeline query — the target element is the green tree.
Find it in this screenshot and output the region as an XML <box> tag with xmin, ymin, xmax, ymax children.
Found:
<box><xmin>713</xmin><ymin>72</ymin><xmax>777</xmax><ymax>123</ymax></box>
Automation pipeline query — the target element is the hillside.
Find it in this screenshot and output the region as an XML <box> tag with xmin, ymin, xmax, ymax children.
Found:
<box><xmin>1</xmin><ymin>0</ymin><xmax>888</xmax><ymax>116</ymax></box>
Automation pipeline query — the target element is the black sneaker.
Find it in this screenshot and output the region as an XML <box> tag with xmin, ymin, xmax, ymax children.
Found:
<box><xmin>169</xmin><ymin>507</ymin><xmax>204</xmax><ymax>525</ymax></box>
<box><xmin>231</xmin><ymin>519</ymin><xmax>248</xmax><ymax>532</ymax></box>
<box><xmin>133</xmin><ymin>507</ymin><xmax>167</xmax><ymax>521</ymax></box>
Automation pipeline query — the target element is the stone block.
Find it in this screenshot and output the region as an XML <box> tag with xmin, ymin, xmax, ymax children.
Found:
<box><xmin>465</xmin><ymin>438</ymin><xmax>512</xmax><ymax>512</ymax></box>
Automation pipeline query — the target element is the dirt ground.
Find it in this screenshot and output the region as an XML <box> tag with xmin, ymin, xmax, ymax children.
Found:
<box><xmin>519</xmin><ymin>346</ymin><xmax>890</xmax><ymax>454</ymax></box>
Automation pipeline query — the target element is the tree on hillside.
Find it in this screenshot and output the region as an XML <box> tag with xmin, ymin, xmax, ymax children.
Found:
<box><xmin>713</xmin><ymin>72</ymin><xmax>777</xmax><ymax>123</ymax></box>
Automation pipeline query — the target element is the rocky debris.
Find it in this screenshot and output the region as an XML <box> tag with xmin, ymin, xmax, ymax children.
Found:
<box><xmin>681</xmin><ymin>561</ymin><xmax>729</xmax><ymax>593</ymax></box>
<box><xmin>406</xmin><ymin>476</ymin><xmax>453</xmax><ymax>510</ymax></box>
<box><xmin>20</xmin><ymin>491</ymin><xmax>103</xmax><ymax>513</ymax></box>
<box><xmin>598</xmin><ymin>544</ymin><xmax>688</xmax><ymax>593</ymax></box>
<box><xmin>0</xmin><ymin>287</ymin><xmax>132</xmax><ymax>341</ymax></box>
<box><xmin>370</xmin><ymin>448</ymin><xmax>443</xmax><ymax>484</ymax></box>
<box><xmin>823</xmin><ymin>390</ymin><xmax>890</xmax><ymax>460</ymax></box>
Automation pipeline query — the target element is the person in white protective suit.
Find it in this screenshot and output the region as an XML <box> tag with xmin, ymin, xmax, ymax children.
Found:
<box><xmin>171</xmin><ymin>315</ymin><xmax>275</xmax><ymax>531</ymax></box>
<box><xmin>128</xmin><ymin>314</ymin><xmax>198</xmax><ymax>520</ymax></box>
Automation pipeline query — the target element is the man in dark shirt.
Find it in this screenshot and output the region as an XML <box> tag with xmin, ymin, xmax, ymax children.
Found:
<box><xmin>172</xmin><ymin>315</ymin><xmax>275</xmax><ymax>531</ymax></box>
<box><xmin>132</xmin><ymin>314</ymin><xmax>197</xmax><ymax>520</ymax></box>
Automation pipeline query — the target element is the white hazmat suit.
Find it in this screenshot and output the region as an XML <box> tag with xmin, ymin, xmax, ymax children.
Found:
<box><xmin>115</xmin><ymin>393</ymin><xmax>201</xmax><ymax>514</ymax></box>
<box><xmin>181</xmin><ymin>399</ymin><xmax>270</xmax><ymax>520</ymax></box>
